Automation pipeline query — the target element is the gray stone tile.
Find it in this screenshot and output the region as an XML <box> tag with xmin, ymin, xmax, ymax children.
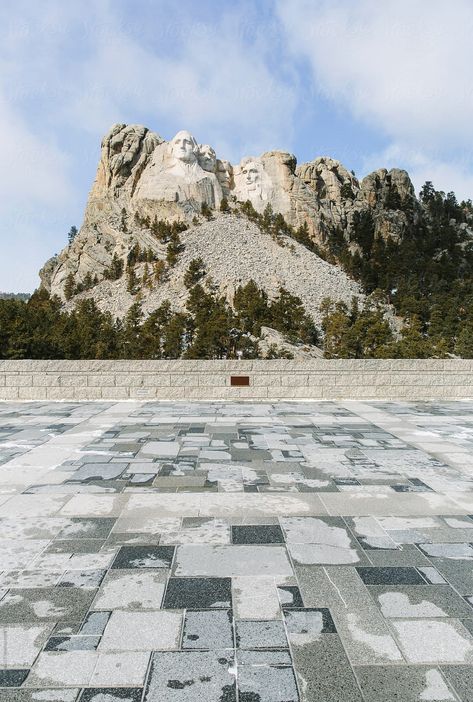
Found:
<box><xmin>418</xmin><ymin>542</ymin><xmax>473</xmax><ymax>559</ymax></box>
<box><xmin>58</xmin><ymin>569</ymin><xmax>106</xmax><ymax>588</ymax></box>
<box><xmin>26</xmin><ymin>651</ymin><xmax>99</xmax><ymax>686</ymax></box>
<box><xmin>88</xmin><ymin>652</ymin><xmax>150</xmax><ymax>687</ymax></box>
<box><xmin>0</xmin><ymin>623</ymin><xmax>53</xmax><ymax>666</ymax></box>
<box><xmin>182</xmin><ymin>609</ymin><xmax>233</xmax><ymax>650</ymax></box>
<box><xmin>356</xmin><ymin>665</ymin><xmax>456</xmax><ymax>702</ymax></box>
<box><xmin>295</xmin><ymin>566</ymin><xmax>403</xmax><ymax>664</ymax></box>
<box><xmin>232</xmin><ymin>576</ymin><xmax>282</xmax><ymax>620</ymax></box>
<box><xmin>0</xmin><ymin>690</ymin><xmax>80</xmax><ymax>702</ymax></box>
<box><xmin>111</xmin><ymin>545</ymin><xmax>175</xmax><ymax>569</ymax></box>
<box><xmin>433</xmin><ymin>559</ymin><xmax>473</xmax><ymax>594</ymax></box>
<box><xmin>0</xmin><ymin>588</ymin><xmax>96</xmax><ymax>623</ymax></box>
<box><xmin>236</xmin><ymin>620</ymin><xmax>288</xmax><ymax>649</ymax></box>
<box><xmin>291</xmin><ymin>634</ymin><xmax>363</xmax><ymax>702</ymax></box>
<box><xmin>365</xmin><ymin>543</ymin><xmax>433</xmax><ymax>567</ymax></box>
<box><xmin>237</xmin><ymin>649</ymin><xmax>292</xmax><ymax>666</ymax></box>
<box><xmin>99</xmin><ymin>610</ymin><xmax>182</xmax><ymax>651</ymax></box>
<box><xmin>4</xmin><ymin>400</ymin><xmax>473</xmax><ymax>700</ymax></box>
<box><xmin>441</xmin><ymin>665</ymin><xmax>473</xmax><ymax>702</ymax></box>
<box><xmin>163</xmin><ymin>577</ymin><xmax>232</xmax><ymax>609</ymax></box>
<box><xmin>79</xmin><ymin>690</ymin><xmax>142</xmax><ymax>702</ymax></box>
<box><xmin>45</xmin><ymin>635</ymin><xmax>100</xmax><ymax>651</ymax></box>
<box><xmin>367</xmin><ymin>584</ymin><xmax>473</xmax><ymax>618</ymax></box>
<box><xmin>390</xmin><ymin>619</ymin><xmax>473</xmax><ymax>663</ymax></box>
<box><xmin>237</xmin><ymin>663</ymin><xmax>299</xmax><ymax>702</ymax></box>
<box><xmin>92</xmin><ymin>570</ymin><xmax>166</xmax><ymax>610</ymax></box>
<box><xmin>143</xmin><ymin>650</ymin><xmax>236</xmax><ymax>702</ymax></box>
<box><xmin>173</xmin><ymin>545</ymin><xmax>293</xmax><ymax>577</ymax></box>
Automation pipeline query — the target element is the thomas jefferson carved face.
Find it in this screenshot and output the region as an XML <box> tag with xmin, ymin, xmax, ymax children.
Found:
<box><xmin>198</xmin><ymin>144</ymin><xmax>217</xmax><ymax>172</ymax></box>
<box><xmin>170</xmin><ymin>130</ymin><xmax>198</xmax><ymax>164</ymax></box>
<box><xmin>242</xmin><ymin>161</ymin><xmax>261</xmax><ymax>190</ymax></box>
<box><xmin>217</xmin><ymin>159</ymin><xmax>233</xmax><ymax>189</ymax></box>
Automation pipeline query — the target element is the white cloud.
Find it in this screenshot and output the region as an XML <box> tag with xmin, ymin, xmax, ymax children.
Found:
<box><xmin>0</xmin><ymin>1</ymin><xmax>298</xmax><ymax>290</ymax></box>
<box><xmin>59</xmin><ymin>8</ymin><xmax>296</xmax><ymax>160</ymax></box>
<box><xmin>277</xmin><ymin>0</ymin><xmax>473</xmax><ymax>148</ymax></box>
<box><xmin>362</xmin><ymin>143</ymin><xmax>473</xmax><ymax>201</ymax></box>
<box><xmin>276</xmin><ymin>0</ymin><xmax>473</xmax><ymax>199</ymax></box>
<box><xmin>0</xmin><ymin>96</ymin><xmax>73</xmax><ymax>207</ymax></box>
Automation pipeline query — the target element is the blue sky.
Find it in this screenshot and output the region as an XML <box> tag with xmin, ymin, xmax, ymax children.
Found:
<box><xmin>1</xmin><ymin>0</ymin><xmax>473</xmax><ymax>292</ymax></box>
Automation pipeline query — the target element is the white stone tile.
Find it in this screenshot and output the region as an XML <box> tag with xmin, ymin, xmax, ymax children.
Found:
<box><xmin>99</xmin><ymin>610</ymin><xmax>182</xmax><ymax>651</ymax></box>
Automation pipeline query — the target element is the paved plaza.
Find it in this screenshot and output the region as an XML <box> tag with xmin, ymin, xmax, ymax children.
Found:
<box><xmin>1</xmin><ymin>400</ymin><xmax>473</xmax><ymax>701</ymax></box>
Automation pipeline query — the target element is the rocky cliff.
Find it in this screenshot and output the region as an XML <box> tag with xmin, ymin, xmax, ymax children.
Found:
<box><xmin>40</xmin><ymin>123</ymin><xmax>418</xmax><ymax>340</ymax></box>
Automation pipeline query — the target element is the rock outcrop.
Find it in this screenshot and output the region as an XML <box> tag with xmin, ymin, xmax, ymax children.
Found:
<box><xmin>40</xmin><ymin>122</ymin><xmax>416</xmax><ymax>344</ymax></box>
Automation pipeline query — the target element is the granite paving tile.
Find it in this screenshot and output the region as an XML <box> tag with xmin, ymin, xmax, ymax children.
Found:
<box><xmin>0</xmin><ymin>690</ymin><xmax>80</xmax><ymax>702</ymax></box>
<box><xmin>79</xmin><ymin>690</ymin><xmax>143</xmax><ymax>702</ymax></box>
<box><xmin>111</xmin><ymin>545</ymin><xmax>175</xmax><ymax>569</ymax></box>
<box><xmin>0</xmin><ymin>588</ymin><xmax>96</xmax><ymax>623</ymax></box>
<box><xmin>163</xmin><ymin>576</ymin><xmax>232</xmax><ymax>609</ymax></box>
<box><xmin>91</xmin><ymin>570</ymin><xmax>166</xmax><ymax>610</ymax></box>
<box><xmin>143</xmin><ymin>650</ymin><xmax>236</xmax><ymax>702</ymax></box>
<box><xmin>367</xmin><ymin>584</ymin><xmax>473</xmax><ymax>618</ymax></box>
<box><xmin>88</xmin><ymin>652</ymin><xmax>150</xmax><ymax>687</ymax></box>
<box><xmin>173</xmin><ymin>544</ymin><xmax>293</xmax><ymax>577</ymax></box>
<box><xmin>0</xmin><ymin>668</ymin><xmax>30</xmax><ymax>686</ymax></box>
<box><xmin>0</xmin><ymin>623</ymin><xmax>53</xmax><ymax>666</ymax></box>
<box><xmin>290</xmin><ymin>634</ymin><xmax>363</xmax><ymax>702</ymax></box>
<box><xmin>232</xmin><ymin>576</ymin><xmax>282</xmax><ymax>619</ymax></box>
<box><xmin>182</xmin><ymin>609</ymin><xmax>233</xmax><ymax>650</ymax></box>
<box><xmin>99</xmin><ymin>610</ymin><xmax>182</xmax><ymax>650</ymax></box>
<box><xmin>390</xmin><ymin>619</ymin><xmax>473</xmax><ymax>663</ymax></box>
<box><xmin>237</xmin><ymin>663</ymin><xmax>299</xmax><ymax>702</ymax></box>
<box><xmin>441</xmin><ymin>665</ymin><xmax>473</xmax><ymax>702</ymax></box>
<box><xmin>356</xmin><ymin>665</ymin><xmax>456</xmax><ymax>701</ymax></box>
<box><xmin>235</xmin><ymin>619</ymin><xmax>288</xmax><ymax>649</ymax></box>
<box><xmin>2</xmin><ymin>400</ymin><xmax>473</xmax><ymax>697</ymax></box>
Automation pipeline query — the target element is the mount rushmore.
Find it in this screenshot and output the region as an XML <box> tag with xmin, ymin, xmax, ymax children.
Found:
<box><xmin>39</xmin><ymin>123</ymin><xmax>417</xmax><ymax>329</ymax></box>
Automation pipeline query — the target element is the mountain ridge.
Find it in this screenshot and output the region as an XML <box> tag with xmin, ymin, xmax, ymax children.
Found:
<box><xmin>34</xmin><ymin>122</ymin><xmax>473</xmax><ymax>359</ymax></box>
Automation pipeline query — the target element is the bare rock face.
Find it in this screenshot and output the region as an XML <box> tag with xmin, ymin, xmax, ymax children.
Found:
<box><xmin>259</xmin><ymin>326</ymin><xmax>324</xmax><ymax>359</ymax></box>
<box><xmin>40</xmin><ymin>122</ymin><xmax>418</xmax><ymax>327</ymax></box>
<box><xmin>91</xmin><ymin>123</ymin><xmax>163</xmax><ymax>199</ymax></box>
<box><xmin>296</xmin><ymin>157</ymin><xmax>359</xmax><ymax>202</ymax></box>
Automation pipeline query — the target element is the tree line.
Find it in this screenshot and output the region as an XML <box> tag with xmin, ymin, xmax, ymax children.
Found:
<box><xmin>0</xmin><ymin>280</ymin><xmax>316</xmax><ymax>360</ymax></box>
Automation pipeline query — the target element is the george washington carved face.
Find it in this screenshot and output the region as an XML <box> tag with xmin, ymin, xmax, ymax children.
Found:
<box><xmin>170</xmin><ymin>130</ymin><xmax>198</xmax><ymax>164</ymax></box>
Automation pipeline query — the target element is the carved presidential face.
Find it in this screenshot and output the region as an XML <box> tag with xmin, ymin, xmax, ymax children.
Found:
<box><xmin>170</xmin><ymin>130</ymin><xmax>198</xmax><ymax>164</ymax></box>
<box><xmin>242</xmin><ymin>161</ymin><xmax>261</xmax><ymax>190</ymax></box>
<box><xmin>198</xmin><ymin>144</ymin><xmax>217</xmax><ymax>172</ymax></box>
<box><xmin>217</xmin><ymin>159</ymin><xmax>233</xmax><ymax>189</ymax></box>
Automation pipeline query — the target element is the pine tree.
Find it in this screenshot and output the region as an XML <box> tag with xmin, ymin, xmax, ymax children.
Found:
<box><xmin>166</xmin><ymin>232</ymin><xmax>183</xmax><ymax>267</ymax></box>
<box><xmin>126</xmin><ymin>267</ymin><xmax>138</xmax><ymax>295</ymax></box>
<box><xmin>184</xmin><ymin>258</ymin><xmax>206</xmax><ymax>288</ymax></box>
<box><xmin>234</xmin><ymin>281</ymin><xmax>271</xmax><ymax>335</ymax></box>
<box><xmin>104</xmin><ymin>254</ymin><xmax>124</xmax><ymax>280</ymax></box>
<box><xmin>455</xmin><ymin>322</ymin><xmax>473</xmax><ymax>358</ymax></box>
<box><xmin>142</xmin><ymin>263</ymin><xmax>152</xmax><ymax>289</ymax></box>
<box><xmin>67</xmin><ymin>226</ymin><xmax>78</xmax><ymax>245</ymax></box>
<box><xmin>64</xmin><ymin>273</ymin><xmax>76</xmax><ymax>301</ymax></box>
<box><xmin>154</xmin><ymin>260</ymin><xmax>166</xmax><ymax>283</ymax></box>
<box><xmin>201</xmin><ymin>202</ymin><xmax>213</xmax><ymax>220</ymax></box>
<box><xmin>121</xmin><ymin>302</ymin><xmax>144</xmax><ymax>358</ymax></box>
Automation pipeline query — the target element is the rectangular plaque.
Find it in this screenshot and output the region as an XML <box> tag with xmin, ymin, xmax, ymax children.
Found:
<box><xmin>230</xmin><ymin>375</ymin><xmax>250</xmax><ymax>386</ymax></box>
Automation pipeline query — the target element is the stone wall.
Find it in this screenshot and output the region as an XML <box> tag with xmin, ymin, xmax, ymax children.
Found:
<box><xmin>0</xmin><ymin>360</ymin><xmax>472</xmax><ymax>401</ymax></box>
